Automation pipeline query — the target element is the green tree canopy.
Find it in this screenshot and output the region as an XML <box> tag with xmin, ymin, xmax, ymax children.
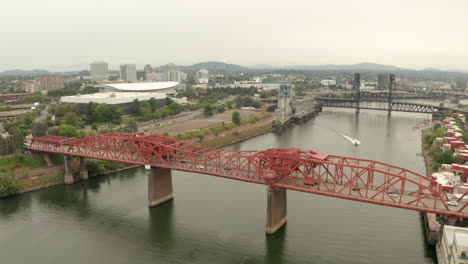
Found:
<box><xmin>58</xmin><ymin>124</ymin><xmax>79</xmax><ymax>138</ymax></box>
<box><xmin>31</xmin><ymin>121</ymin><xmax>47</xmax><ymax>137</ymax></box>
<box><xmin>203</xmin><ymin>105</ymin><xmax>213</xmax><ymax>117</ymax></box>
<box><xmin>0</xmin><ymin>171</ymin><xmax>22</xmax><ymax>197</ymax></box>
<box><xmin>232</xmin><ymin>111</ymin><xmax>241</xmax><ymax>125</ymax></box>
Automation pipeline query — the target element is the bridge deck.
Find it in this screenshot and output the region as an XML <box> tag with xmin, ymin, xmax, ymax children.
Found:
<box><xmin>26</xmin><ymin>133</ymin><xmax>468</xmax><ymax>219</ymax></box>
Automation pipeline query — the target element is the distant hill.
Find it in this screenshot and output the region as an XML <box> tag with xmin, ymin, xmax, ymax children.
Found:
<box><xmin>0</xmin><ymin>69</ymin><xmax>49</xmax><ymax>77</ymax></box>
<box><xmin>420</xmin><ymin>67</ymin><xmax>442</xmax><ymax>72</ymax></box>
<box><xmin>250</xmin><ymin>63</ymin><xmax>413</xmax><ymax>71</ymax></box>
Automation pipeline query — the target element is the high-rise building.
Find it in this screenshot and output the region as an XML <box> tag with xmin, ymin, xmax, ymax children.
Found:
<box><xmin>39</xmin><ymin>74</ymin><xmax>64</xmax><ymax>91</ymax></box>
<box><xmin>90</xmin><ymin>61</ymin><xmax>108</xmax><ymax>82</ymax></box>
<box><xmin>166</xmin><ymin>63</ymin><xmax>176</xmax><ymax>72</ymax></box>
<box><xmin>196</xmin><ymin>68</ymin><xmax>209</xmax><ymax>84</ymax></box>
<box><xmin>137</xmin><ymin>70</ymin><xmax>146</xmax><ymax>81</ymax></box>
<box><xmin>164</xmin><ymin>63</ymin><xmax>186</xmax><ymax>82</ymax></box>
<box><xmin>22</xmin><ymin>80</ymin><xmax>37</xmax><ymax>93</ymax></box>
<box><xmin>377</xmin><ymin>74</ymin><xmax>390</xmax><ymax>90</ymax></box>
<box><xmin>144</xmin><ymin>64</ymin><xmax>153</xmax><ymax>74</ymax></box>
<box><xmin>120</xmin><ymin>64</ymin><xmax>137</xmax><ymax>82</ymax></box>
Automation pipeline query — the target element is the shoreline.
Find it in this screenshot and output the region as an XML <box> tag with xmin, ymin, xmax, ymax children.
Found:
<box><xmin>420</xmin><ymin>125</ymin><xmax>442</xmax><ymax>245</ymax></box>
<box><xmin>5</xmin><ymin>110</ymin><xmax>318</xmax><ymax>197</ymax></box>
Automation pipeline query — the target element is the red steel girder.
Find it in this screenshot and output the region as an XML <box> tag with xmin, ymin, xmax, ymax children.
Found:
<box><xmin>26</xmin><ymin>133</ymin><xmax>468</xmax><ymax>218</ymax></box>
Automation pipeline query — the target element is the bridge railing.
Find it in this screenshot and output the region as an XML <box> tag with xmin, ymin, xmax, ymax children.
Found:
<box><xmin>27</xmin><ymin>133</ymin><xmax>467</xmax><ymax>218</ymax></box>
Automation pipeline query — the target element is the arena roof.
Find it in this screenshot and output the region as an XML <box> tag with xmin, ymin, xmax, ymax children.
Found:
<box><xmin>61</xmin><ymin>92</ymin><xmax>166</xmax><ymax>105</ymax></box>
<box><xmin>97</xmin><ymin>82</ymin><xmax>179</xmax><ymax>92</ymax></box>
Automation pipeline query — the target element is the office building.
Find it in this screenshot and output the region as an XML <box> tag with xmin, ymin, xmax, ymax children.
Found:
<box><xmin>137</xmin><ymin>70</ymin><xmax>146</xmax><ymax>81</ymax></box>
<box><xmin>120</xmin><ymin>64</ymin><xmax>137</xmax><ymax>82</ymax></box>
<box><xmin>144</xmin><ymin>64</ymin><xmax>153</xmax><ymax>73</ymax></box>
<box><xmin>90</xmin><ymin>61</ymin><xmax>108</xmax><ymax>82</ymax></box>
<box><xmin>22</xmin><ymin>80</ymin><xmax>37</xmax><ymax>93</ymax></box>
<box><xmin>197</xmin><ymin>68</ymin><xmax>209</xmax><ymax>84</ymax></box>
<box><xmin>164</xmin><ymin>63</ymin><xmax>186</xmax><ymax>82</ymax></box>
<box><xmin>378</xmin><ymin>74</ymin><xmax>390</xmax><ymax>90</ymax></box>
<box><xmin>39</xmin><ymin>74</ymin><xmax>64</xmax><ymax>91</ymax></box>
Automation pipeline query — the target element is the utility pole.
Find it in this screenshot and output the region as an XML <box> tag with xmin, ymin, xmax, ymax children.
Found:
<box><xmin>354</xmin><ymin>73</ymin><xmax>361</xmax><ymax>114</ymax></box>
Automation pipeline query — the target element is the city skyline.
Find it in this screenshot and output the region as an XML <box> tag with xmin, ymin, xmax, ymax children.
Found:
<box><xmin>1</xmin><ymin>0</ymin><xmax>467</xmax><ymax>71</ymax></box>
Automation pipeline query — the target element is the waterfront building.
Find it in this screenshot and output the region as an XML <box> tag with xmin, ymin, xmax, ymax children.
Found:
<box><xmin>39</xmin><ymin>74</ymin><xmax>64</xmax><ymax>91</ymax></box>
<box><xmin>120</xmin><ymin>64</ymin><xmax>137</xmax><ymax>82</ymax></box>
<box><xmin>437</xmin><ymin>225</ymin><xmax>468</xmax><ymax>264</ymax></box>
<box><xmin>196</xmin><ymin>68</ymin><xmax>209</xmax><ymax>84</ymax></box>
<box><xmin>90</xmin><ymin>61</ymin><xmax>108</xmax><ymax>82</ymax></box>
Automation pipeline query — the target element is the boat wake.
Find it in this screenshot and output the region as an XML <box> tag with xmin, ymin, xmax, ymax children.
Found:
<box><xmin>340</xmin><ymin>133</ymin><xmax>360</xmax><ymax>146</ymax></box>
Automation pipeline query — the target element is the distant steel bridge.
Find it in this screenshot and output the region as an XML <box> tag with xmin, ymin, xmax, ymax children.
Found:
<box><xmin>315</xmin><ymin>98</ymin><xmax>468</xmax><ymax>115</ymax></box>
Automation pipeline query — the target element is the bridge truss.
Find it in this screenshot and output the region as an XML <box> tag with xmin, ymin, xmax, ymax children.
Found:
<box><xmin>316</xmin><ymin>98</ymin><xmax>468</xmax><ymax>115</ymax></box>
<box><xmin>27</xmin><ymin>133</ymin><xmax>468</xmax><ymax>219</ymax></box>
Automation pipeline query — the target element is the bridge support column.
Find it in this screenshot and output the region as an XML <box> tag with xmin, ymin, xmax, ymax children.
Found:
<box><xmin>79</xmin><ymin>157</ymin><xmax>88</xmax><ymax>180</ymax></box>
<box><xmin>266</xmin><ymin>187</ymin><xmax>287</xmax><ymax>234</ymax></box>
<box><xmin>148</xmin><ymin>167</ymin><xmax>173</xmax><ymax>207</ymax></box>
<box><xmin>64</xmin><ymin>155</ymin><xmax>73</xmax><ymax>184</ymax></box>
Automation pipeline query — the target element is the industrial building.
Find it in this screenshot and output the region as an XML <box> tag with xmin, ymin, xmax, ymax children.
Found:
<box><xmin>60</xmin><ymin>92</ymin><xmax>166</xmax><ymax>115</ymax></box>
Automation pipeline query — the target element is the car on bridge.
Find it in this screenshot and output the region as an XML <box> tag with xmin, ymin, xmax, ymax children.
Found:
<box><xmin>447</xmin><ymin>201</ymin><xmax>458</xmax><ymax>206</ymax></box>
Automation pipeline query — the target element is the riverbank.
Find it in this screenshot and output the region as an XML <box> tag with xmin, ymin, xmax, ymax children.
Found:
<box><xmin>421</xmin><ymin>126</ymin><xmax>442</xmax><ymax>245</ymax></box>
<box><xmin>6</xmin><ymin>106</ymin><xmax>320</xmax><ymax>197</ymax></box>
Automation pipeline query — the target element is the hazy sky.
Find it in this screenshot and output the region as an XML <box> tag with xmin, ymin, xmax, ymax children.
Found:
<box><xmin>1</xmin><ymin>0</ymin><xmax>467</xmax><ymax>71</ymax></box>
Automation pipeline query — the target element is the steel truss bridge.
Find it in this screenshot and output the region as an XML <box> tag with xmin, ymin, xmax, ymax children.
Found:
<box><xmin>316</xmin><ymin>98</ymin><xmax>468</xmax><ymax>115</ymax></box>
<box><xmin>26</xmin><ymin>132</ymin><xmax>468</xmax><ymax>219</ymax></box>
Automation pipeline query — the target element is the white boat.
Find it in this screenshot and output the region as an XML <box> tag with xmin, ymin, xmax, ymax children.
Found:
<box><xmin>341</xmin><ymin>134</ymin><xmax>360</xmax><ymax>146</ymax></box>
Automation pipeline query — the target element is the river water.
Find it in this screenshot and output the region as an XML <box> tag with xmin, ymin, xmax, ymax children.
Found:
<box><xmin>1</xmin><ymin>101</ymin><xmax>454</xmax><ymax>264</ymax></box>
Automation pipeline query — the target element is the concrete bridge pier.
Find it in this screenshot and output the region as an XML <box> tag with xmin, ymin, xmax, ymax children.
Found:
<box><xmin>148</xmin><ymin>167</ymin><xmax>174</xmax><ymax>207</ymax></box>
<box><xmin>64</xmin><ymin>155</ymin><xmax>73</xmax><ymax>184</ymax></box>
<box><xmin>79</xmin><ymin>157</ymin><xmax>88</xmax><ymax>180</ymax></box>
<box><xmin>266</xmin><ymin>187</ymin><xmax>287</xmax><ymax>234</ymax></box>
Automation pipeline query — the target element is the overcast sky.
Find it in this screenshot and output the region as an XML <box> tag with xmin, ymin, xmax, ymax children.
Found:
<box><xmin>1</xmin><ymin>0</ymin><xmax>467</xmax><ymax>71</ymax></box>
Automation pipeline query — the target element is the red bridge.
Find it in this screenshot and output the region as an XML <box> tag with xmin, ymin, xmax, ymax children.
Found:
<box><xmin>26</xmin><ymin>132</ymin><xmax>468</xmax><ymax>234</ymax></box>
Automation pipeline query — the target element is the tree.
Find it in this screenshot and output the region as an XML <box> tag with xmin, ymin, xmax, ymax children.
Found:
<box><xmin>86</xmin><ymin>102</ymin><xmax>98</xmax><ymax>124</ymax></box>
<box><xmin>203</xmin><ymin>105</ymin><xmax>213</xmax><ymax>117</ymax></box>
<box><xmin>0</xmin><ymin>171</ymin><xmax>22</xmax><ymax>197</ymax></box>
<box><xmin>31</xmin><ymin>121</ymin><xmax>47</xmax><ymax>137</ymax></box>
<box><xmin>94</xmin><ymin>104</ymin><xmax>110</xmax><ymax>123</ymax></box>
<box><xmin>121</xmin><ymin>119</ymin><xmax>138</xmax><ymax>133</ymax></box>
<box><xmin>166</xmin><ymin>97</ymin><xmax>174</xmax><ymax>106</ymax></box>
<box><xmin>58</xmin><ymin>124</ymin><xmax>79</xmax><ymax>138</ymax></box>
<box><xmin>148</xmin><ymin>97</ymin><xmax>159</xmax><ymax>112</ymax></box>
<box><xmin>7</xmin><ymin>127</ymin><xmax>24</xmax><ymax>153</ymax></box>
<box><xmin>63</xmin><ymin>112</ymin><xmax>80</xmax><ymax>127</ymax></box>
<box><xmin>109</xmin><ymin>105</ymin><xmax>122</xmax><ymax>124</ymax></box>
<box><xmin>232</xmin><ymin>111</ymin><xmax>241</xmax><ymax>125</ymax></box>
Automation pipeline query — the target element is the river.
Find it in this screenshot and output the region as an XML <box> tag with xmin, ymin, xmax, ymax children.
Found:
<box><xmin>1</xmin><ymin>101</ymin><xmax>453</xmax><ymax>264</ymax></box>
